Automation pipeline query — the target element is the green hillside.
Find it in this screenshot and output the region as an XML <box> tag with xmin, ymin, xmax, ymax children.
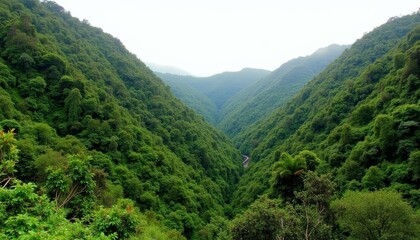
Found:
<box><xmin>2</xmin><ymin>1</ymin><xmax>420</xmax><ymax>239</ymax></box>
<box><xmin>0</xmin><ymin>0</ymin><xmax>242</xmax><ymax>239</ymax></box>
<box><xmin>218</xmin><ymin>44</ymin><xmax>348</xmax><ymax>138</ymax></box>
<box><xmin>232</xmin><ymin>12</ymin><xmax>420</xmax><ymax>212</ymax></box>
<box><xmin>226</xmin><ymin>12</ymin><xmax>420</xmax><ymax>240</ymax></box>
<box><xmin>156</xmin><ymin>73</ymin><xmax>218</xmax><ymax>123</ymax></box>
<box><xmin>157</xmin><ymin>68</ymin><xmax>270</xmax><ymax>123</ymax></box>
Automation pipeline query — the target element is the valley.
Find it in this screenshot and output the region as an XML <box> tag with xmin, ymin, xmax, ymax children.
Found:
<box><xmin>156</xmin><ymin>44</ymin><xmax>348</xmax><ymax>139</ymax></box>
<box><xmin>0</xmin><ymin>1</ymin><xmax>419</xmax><ymax>239</ymax></box>
<box><xmin>156</xmin><ymin>68</ymin><xmax>270</xmax><ymax>124</ymax></box>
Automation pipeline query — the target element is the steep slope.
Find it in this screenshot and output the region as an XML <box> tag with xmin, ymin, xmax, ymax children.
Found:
<box><xmin>218</xmin><ymin>44</ymin><xmax>348</xmax><ymax>138</ymax></box>
<box><xmin>0</xmin><ymin>0</ymin><xmax>242</xmax><ymax>238</ymax></box>
<box><xmin>157</xmin><ymin>73</ymin><xmax>218</xmax><ymax>123</ymax></box>
<box><xmin>157</xmin><ymin>68</ymin><xmax>270</xmax><ymax>123</ymax></box>
<box><xmin>232</xmin><ymin>12</ymin><xmax>420</xmax><ymax>211</ymax></box>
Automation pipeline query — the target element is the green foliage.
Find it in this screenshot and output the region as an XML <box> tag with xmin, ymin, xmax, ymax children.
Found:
<box><xmin>2</xmin><ymin>1</ymin><xmax>420</xmax><ymax>239</ymax></box>
<box><xmin>351</xmin><ymin>103</ymin><xmax>375</xmax><ymax>125</ymax></box>
<box><xmin>92</xmin><ymin>199</ymin><xmax>140</xmax><ymax>239</ymax></box>
<box><xmin>0</xmin><ymin>182</ymin><xmax>60</xmax><ymax>239</ymax></box>
<box><xmin>231</xmin><ymin>196</ymin><xmax>283</xmax><ymax>240</ymax></box>
<box><xmin>198</xmin><ymin>216</ymin><xmax>231</xmax><ymax>240</ymax></box>
<box><xmin>331</xmin><ymin>190</ymin><xmax>420</xmax><ymax>239</ymax></box>
<box><xmin>0</xmin><ymin>119</ymin><xmax>21</xmax><ymax>133</ymax></box>
<box><xmin>159</xmin><ymin>77</ymin><xmax>218</xmax><ymax>124</ymax></box>
<box><xmin>158</xmin><ymin>68</ymin><xmax>270</xmax><ymax>124</ymax></box>
<box><xmin>31</xmin><ymin>122</ymin><xmax>57</xmax><ymax>144</ymax></box>
<box><xmin>373</xmin><ymin>114</ymin><xmax>396</xmax><ymax>151</ymax></box>
<box><xmin>0</xmin><ymin>124</ymin><xmax>184</xmax><ymax>239</ymax></box>
<box><xmin>0</xmin><ymin>129</ymin><xmax>18</xmax><ymax>187</ymax></box>
<box><xmin>290</xmin><ymin>171</ymin><xmax>335</xmax><ymax>240</ymax></box>
<box><xmin>0</xmin><ymin>93</ymin><xmax>15</xmax><ymax>119</ymax></box>
<box><xmin>219</xmin><ymin>44</ymin><xmax>348</xmax><ymax>138</ymax></box>
<box><xmin>28</xmin><ymin>76</ymin><xmax>47</xmax><ymax>96</ymax></box>
<box><xmin>408</xmin><ymin>150</ymin><xmax>420</xmax><ymax>181</ymax></box>
<box><xmin>65</xmin><ymin>88</ymin><xmax>82</xmax><ymax>124</ymax></box>
<box><xmin>270</xmin><ymin>152</ymin><xmax>307</xmax><ymax>200</ymax></box>
<box><xmin>44</xmin><ymin>154</ymin><xmax>95</xmax><ymax>218</ymax></box>
<box><xmin>232</xmin><ymin>12</ymin><xmax>420</xmax><ymax>212</ymax></box>
<box><xmin>295</xmin><ymin>150</ymin><xmax>321</xmax><ymax>171</ymax></box>
<box><xmin>297</xmin><ymin>171</ymin><xmax>335</xmax><ymax>208</ymax></box>
<box><xmin>362</xmin><ymin>166</ymin><xmax>385</xmax><ymax>190</ymax></box>
<box><xmin>39</xmin><ymin>53</ymin><xmax>66</xmax><ymax>74</ymax></box>
<box><xmin>0</xmin><ymin>61</ymin><xmax>16</xmax><ymax>87</ymax></box>
<box><xmin>0</xmin><ymin>0</ymin><xmax>243</xmax><ymax>238</ymax></box>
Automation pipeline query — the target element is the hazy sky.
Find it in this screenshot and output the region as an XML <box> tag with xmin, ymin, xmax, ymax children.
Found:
<box><xmin>52</xmin><ymin>0</ymin><xmax>419</xmax><ymax>76</ymax></box>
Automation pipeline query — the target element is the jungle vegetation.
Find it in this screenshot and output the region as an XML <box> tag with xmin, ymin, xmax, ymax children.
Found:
<box><xmin>1</xmin><ymin>1</ymin><xmax>419</xmax><ymax>239</ymax></box>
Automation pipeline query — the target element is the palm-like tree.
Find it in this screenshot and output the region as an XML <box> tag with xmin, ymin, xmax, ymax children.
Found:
<box><xmin>270</xmin><ymin>152</ymin><xmax>307</xmax><ymax>200</ymax></box>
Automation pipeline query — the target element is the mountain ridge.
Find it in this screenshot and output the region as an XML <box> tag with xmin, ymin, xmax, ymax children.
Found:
<box><xmin>231</xmin><ymin>12</ymin><xmax>420</xmax><ymax>213</ymax></box>
<box><xmin>147</xmin><ymin>62</ymin><xmax>192</xmax><ymax>76</ymax></box>
<box><xmin>0</xmin><ymin>0</ymin><xmax>242</xmax><ymax>238</ymax></box>
<box><xmin>218</xmin><ymin>44</ymin><xmax>348</xmax><ymax>138</ymax></box>
<box><xmin>157</xmin><ymin>68</ymin><xmax>270</xmax><ymax>123</ymax></box>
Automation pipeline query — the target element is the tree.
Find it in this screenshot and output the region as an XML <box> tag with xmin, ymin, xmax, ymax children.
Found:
<box><xmin>0</xmin><ymin>94</ymin><xmax>15</xmax><ymax>119</ymax></box>
<box><xmin>65</xmin><ymin>88</ymin><xmax>82</xmax><ymax>123</ymax></box>
<box><xmin>231</xmin><ymin>196</ymin><xmax>283</xmax><ymax>240</ymax></box>
<box><xmin>198</xmin><ymin>216</ymin><xmax>231</xmax><ymax>240</ymax></box>
<box><xmin>331</xmin><ymin>190</ymin><xmax>420</xmax><ymax>240</ymax></box>
<box><xmin>0</xmin><ymin>120</ymin><xmax>21</xmax><ymax>133</ymax></box>
<box><xmin>295</xmin><ymin>171</ymin><xmax>335</xmax><ymax>240</ymax></box>
<box><xmin>295</xmin><ymin>150</ymin><xmax>321</xmax><ymax>171</ymax></box>
<box><xmin>362</xmin><ymin>166</ymin><xmax>385</xmax><ymax>190</ymax></box>
<box><xmin>351</xmin><ymin>103</ymin><xmax>375</xmax><ymax>125</ymax></box>
<box><xmin>92</xmin><ymin>199</ymin><xmax>140</xmax><ymax>239</ymax></box>
<box><xmin>39</xmin><ymin>53</ymin><xmax>66</xmax><ymax>74</ymax></box>
<box><xmin>28</xmin><ymin>76</ymin><xmax>47</xmax><ymax>97</ymax></box>
<box><xmin>17</xmin><ymin>52</ymin><xmax>35</xmax><ymax>70</ymax></box>
<box><xmin>45</xmin><ymin>154</ymin><xmax>95</xmax><ymax>217</ymax></box>
<box><xmin>408</xmin><ymin>150</ymin><xmax>420</xmax><ymax>181</ymax></box>
<box><xmin>271</xmin><ymin>152</ymin><xmax>307</xmax><ymax>200</ymax></box>
<box><xmin>373</xmin><ymin>114</ymin><xmax>396</xmax><ymax>153</ymax></box>
<box><xmin>0</xmin><ymin>129</ymin><xmax>18</xmax><ymax>188</ymax></box>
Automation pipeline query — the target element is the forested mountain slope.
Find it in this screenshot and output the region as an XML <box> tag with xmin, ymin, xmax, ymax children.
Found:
<box><xmin>232</xmin><ymin>12</ymin><xmax>420</xmax><ymax>212</ymax></box>
<box><xmin>218</xmin><ymin>44</ymin><xmax>347</xmax><ymax>138</ymax></box>
<box><xmin>157</xmin><ymin>68</ymin><xmax>270</xmax><ymax>124</ymax></box>
<box><xmin>158</xmin><ymin>76</ymin><xmax>219</xmax><ymax>123</ymax></box>
<box><xmin>0</xmin><ymin>0</ymin><xmax>242</xmax><ymax>238</ymax></box>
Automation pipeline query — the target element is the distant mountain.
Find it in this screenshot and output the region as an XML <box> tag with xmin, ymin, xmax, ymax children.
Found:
<box><xmin>218</xmin><ymin>44</ymin><xmax>348</xmax><ymax>138</ymax></box>
<box><xmin>157</xmin><ymin>68</ymin><xmax>270</xmax><ymax>123</ymax></box>
<box><xmin>146</xmin><ymin>62</ymin><xmax>192</xmax><ymax>75</ymax></box>
<box><xmin>164</xmin><ymin>79</ymin><xmax>218</xmax><ymax>123</ymax></box>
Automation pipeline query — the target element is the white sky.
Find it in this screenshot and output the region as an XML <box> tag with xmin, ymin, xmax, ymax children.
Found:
<box><xmin>52</xmin><ymin>0</ymin><xmax>419</xmax><ymax>77</ymax></box>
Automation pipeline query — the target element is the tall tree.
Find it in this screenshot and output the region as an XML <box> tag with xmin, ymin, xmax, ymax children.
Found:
<box><xmin>64</xmin><ymin>88</ymin><xmax>82</xmax><ymax>131</ymax></box>
<box><xmin>270</xmin><ymin>152</ymin><xmax>307</xmax><ymax>200</ymax></box>
<box><xmin>331</xmin><ymin>190</ymin><xmax>420</xmax><ymax>239</ymax></box>
<box><xmin>231</xmin><ymin>196</ymin><xmax>283</xmax><ymax>240</ymax></box>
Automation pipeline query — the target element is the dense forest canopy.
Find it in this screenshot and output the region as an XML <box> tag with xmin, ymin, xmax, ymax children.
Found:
<box><xmin>218</xmin><ymin>44</ymin><xmax>348</xmax><ymax>138</ymax></box>
<box><xmin>0</xmin><ymin>0</ymin><xmax>242</xmax><ymax>238</ymax></box>
<box><xmin>232</xmin><ymin>10</ymin><xmax>420</xmax><ymax>217</ymax></box>
<box><xmin>225</xmin><ymin>11</ymin><xmax>420</xmax><ymax>240</ymax></box>
<box><xmin>157</xmin><ymin>68</ymin><xmax>270</xmax><ymax>124</ymax></box>
<box><xmin>158</xmin><ymin>45</ymin><xmax>346</xmax><ymax>133</ymax></box>
<box><xmin>0</xmin><ymin>0</ymin><xmax>419</xmax><ymax>239</ymax></box>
